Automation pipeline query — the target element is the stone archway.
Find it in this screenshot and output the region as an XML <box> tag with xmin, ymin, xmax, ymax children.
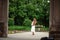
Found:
<box><xmin>0</xmin><ymin>0</ymin><xmax>60</xmax><ymax>40</ymax></box>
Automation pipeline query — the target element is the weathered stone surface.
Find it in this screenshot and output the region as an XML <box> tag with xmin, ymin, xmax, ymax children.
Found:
<box><xmin>50</xmin><ymin>0</ymin><xmax>60</xmax><ymax>40</ymax></box>
<box><xmin>0</xmin><ymin>0</ymin><xmax>8</xmax><ymax>37</ymax></box>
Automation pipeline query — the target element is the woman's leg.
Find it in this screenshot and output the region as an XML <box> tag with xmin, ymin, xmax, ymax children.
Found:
<box><xmin>32</xmin><ymin>32</ymin><xmax>34</xmax><ymax>35</ymax></box>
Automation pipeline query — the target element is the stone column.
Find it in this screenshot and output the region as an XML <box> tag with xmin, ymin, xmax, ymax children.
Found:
<box><xmin>50</xmin><ymin>0</ymin><xmax>60</xmax><ymax>40</ymax></box>
<box><xmin>0</xmin><ymin>0</ymin><xmax>8</xmax><ymax>37</ymax></box>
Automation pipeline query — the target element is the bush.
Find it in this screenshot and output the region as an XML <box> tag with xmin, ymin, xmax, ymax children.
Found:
<box><xmin>8</xmin><ymin>18</ymin><xmax>14</xmax><ymax>26</ymax></box>
<box><xmin>8</xmin><ymin>26</ymin><xmax>25</xmax><ymax>30</ymax></box>
<box><xmin>8</xmin><ymin>26</ymin><xmax>31</xmax><ymax>31</ymax></box>
<box><xmin>14</xmin><ymin>15</ymin><xmax>24</xmax><ymax>26</ymax></box>
<box><xmin>23</xmin><ymin>18</ymin><xmax>32</xmax><ymax>26</ymax></box>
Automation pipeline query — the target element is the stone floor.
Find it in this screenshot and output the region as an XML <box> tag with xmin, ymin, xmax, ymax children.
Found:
<box><xmin>0</xmin><ymin>32</ymin><xmax>49</xmax><ymax>40</ymax></box>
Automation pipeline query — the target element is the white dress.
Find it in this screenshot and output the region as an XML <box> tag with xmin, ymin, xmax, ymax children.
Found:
<box><xmin>31</xmin><ymin>22</ymin><xmax>35</xmax><ymax>32</ymax></box>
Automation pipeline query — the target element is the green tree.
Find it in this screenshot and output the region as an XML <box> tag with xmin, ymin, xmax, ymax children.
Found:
<box><xmin>9</xmin><ymin>0</ymin><xmax>50</xmax><ymax>27</ymax></box>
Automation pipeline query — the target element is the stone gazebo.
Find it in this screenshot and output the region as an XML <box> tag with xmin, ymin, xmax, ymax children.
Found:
<box><xmin>0</xmin><ymin>0</ymin><xmax>60</xmax><ymax>40</ymax></box>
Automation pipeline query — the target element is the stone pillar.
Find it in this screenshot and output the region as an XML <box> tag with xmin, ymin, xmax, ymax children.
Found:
<box><xmin>0</xmin><ymin>0</ymin><xmax>8</xmax><ymax>37</ymax></box>
<box><xmin>50</xmin><ymin>0</ymin><xmax>60</xmax><ymax>40</ymax></box>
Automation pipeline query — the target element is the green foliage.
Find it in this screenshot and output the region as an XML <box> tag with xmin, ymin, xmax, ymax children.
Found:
<box><xmin>8</xmin><ymin>18</ymin><xmax>14</xmax><ymax>26</ymax></box>
<box><xmin>40</xmin><ymin>27</ymin><xmax>49</xmax><ymax>31</ymax></box>
<box><xmin>8</xmin><ymin>25</ymin><xmax>49</xmax><ymax>31</ymax></box>
<box><xmin>9</xmin><ymin>26</ymin><xmax>25</xmax><ymax>30</ymax></box>
<box><xmin>23</xmin><ymin>18</ymin><xmax>32</xmax><ymax>26</ymax></box>
<box><xmin>14</xmin><ymin>15</ymin><xmax>24</xmax><ymax>26</ymax></box>
<box><xmin>9</xmin><ymin>0</ymin><xmax>50</xmax><ymax>27</ymax></box>
<box><xmin>8</xmin><ymin>26</ymin><xmax>31</xmax><ymax>31</ymax></box>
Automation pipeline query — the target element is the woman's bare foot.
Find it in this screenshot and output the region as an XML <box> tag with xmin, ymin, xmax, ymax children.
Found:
<box><xmin>32</xmin><ymin>32</ymin><xmax>35</xmax><ymax>35</ymax></box>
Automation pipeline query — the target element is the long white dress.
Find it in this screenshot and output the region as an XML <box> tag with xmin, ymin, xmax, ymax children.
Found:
<box><xmin>31</xmin><ymin>22</ymin><xmax>35</xmax><ymax>33</ymax></box>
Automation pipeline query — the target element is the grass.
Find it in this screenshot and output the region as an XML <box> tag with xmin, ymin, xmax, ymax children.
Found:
<box><xmin>8</xmin><ymin>26</ymin><xmax>49</xmax><ymax>31</ymax></box>
<box><xmin>8</xmin><ymin>25</ymin><xmax>49</xmax><ymax>34</ymax></box>
<box><xmin>8</xmin><ymin>26</ymin><xmax>31</xmax><ymax>31</ymax></box>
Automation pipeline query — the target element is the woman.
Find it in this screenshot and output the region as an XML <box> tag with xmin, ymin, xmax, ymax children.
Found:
<box><xmin>31</xmin><ymin>18</ymin><xmax>37</xmax><ymax>35</ymax></box>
